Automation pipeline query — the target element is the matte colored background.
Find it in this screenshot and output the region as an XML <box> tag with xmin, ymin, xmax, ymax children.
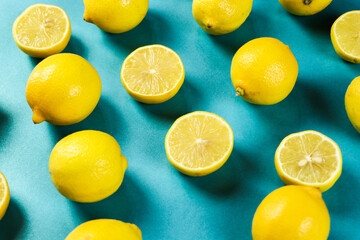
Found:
<box><xmin>0</xmin><ymin>0</ymin><xmax>359</xmax><ymax>239</ymax></box>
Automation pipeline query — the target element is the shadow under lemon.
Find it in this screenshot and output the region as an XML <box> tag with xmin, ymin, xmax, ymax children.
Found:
<box><xmin>0</xmin><ymin>199</ymin><xmax>25</xmax><ymax>240</ymax></box>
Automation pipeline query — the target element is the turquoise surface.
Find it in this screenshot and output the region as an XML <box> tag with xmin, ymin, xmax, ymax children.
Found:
<box><xmin>0</xmin><ymin>0</ymin><xmax>359</xmax><ymax>239</ymax></box>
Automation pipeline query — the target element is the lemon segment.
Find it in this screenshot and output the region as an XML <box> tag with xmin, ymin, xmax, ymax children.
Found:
<box><xmin>0</xmin><ymin>171</ymin><xmax>10</xmax><ymax>220</ymax></box>
<box><xmin>121</xmin><ymin>45</ymin><xmax>185</xmax><ymax>104</ymax></box>
<box><xmin>165</xmin><ymin>111</ymin><xmax>234</xmax><ymax>176</ymax></box>
<box><xmin>331</xmin><ymin>11</ymin><xmax>360</xmax><ymax>63</ymax></box>
<box><xmin>13</xmin><ymin>4</ymin><xmax>71</xmax><ymax>58</ymax></box>
<box><xmin>275</xmin><ymin>131</ymin><xmax>342</xmax><ymax>192</ymax></box>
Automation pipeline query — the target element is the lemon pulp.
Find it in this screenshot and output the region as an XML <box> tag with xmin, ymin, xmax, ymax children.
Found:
<box><xmin>13</xmin><ymin>4</ymin><xmax>71</xmax><ymax>58</ymax></box>
<box><xmin>0</xmin><ymin>171</ymin><xmax>10</xmax><ymax>220</ymax></box>
<box><xmin>165</xmin><ymin>111</ymin><xmax>234</xmax><ymax>176</ymax></box>
<box><xmin>121</xmin><ymin>45</ymin><xmax>185</xmax><ymax>104</ymax></box>
<box><xmin>275</xmin><ymin>130</ymin><xmax>342</xmax><ymax>192</ymax></box>
<box><xmin>331</xmin><ymin>11</ymin><xmax>360</xmax><ymax>63</ymax></box>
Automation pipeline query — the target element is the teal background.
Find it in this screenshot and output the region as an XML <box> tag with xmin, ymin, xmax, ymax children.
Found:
<box><xmin>0</xmin><ymin>0</ymin><xmax>359</xmax><ymax>239</ymax></box>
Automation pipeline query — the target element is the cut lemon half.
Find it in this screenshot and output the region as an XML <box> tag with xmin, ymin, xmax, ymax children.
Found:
<box><xmin>331</xmin><ymin>11</ymin><xmax>360</xmax><ymax>63</ymax></box>
<box><xmin>121</xmin><ymin>45</ymin><xmax>185</xmax><ymax>104</ymax></box>
<box><xmin>13</xmin><ymin>4</ymin><xmax>71</xmax><ymax>58</ymax></box>
<box><xmin>0</xmin><ymin>171</ymin><xmax>10</xmax><ymax>220</ymax></box>
<box><xmin>165</xmin><ymin>111</ymin><xmax>234</xmax><ymax>177</ymax></box>
<box><xmin>275</xmin><ymin>131</ymin><xmax>342</xmax><ymax>192</ymax></box>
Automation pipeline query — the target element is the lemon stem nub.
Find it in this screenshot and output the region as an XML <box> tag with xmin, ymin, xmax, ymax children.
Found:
<box><xmin>32</xmin><ymin>110</ymin><xmax>45</xmax><ymax>124</ymax></box>
<box><xmin>236</xmin><ymin>87</ymin><xmax>245</xmax><ymax>96</ymax></box>
<box><xmin>304</xmin><ymin>0</ymin><xmax>312</xmax><ymax>5</ymax></box>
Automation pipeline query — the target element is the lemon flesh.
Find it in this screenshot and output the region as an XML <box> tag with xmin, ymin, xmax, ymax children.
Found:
<box><xmin>331</xmin><ymin>11</ymin><xmax>360</xmax><ymax>64</ymax></box>
<box><xmin>65</xmin><ymin>219</ymin><xmax>142</xmax><ymax>240</ymax></box>
<box><xmin>0</xmin><ymin>172</ymin><xmax>10</xmax><ymax>220</ymax></box>
<box><xmin>275</xmin><ymin>130</ymin><xmax>342</xmax><ymax>192</ymax></box>
<box><xmin>121</xmin><ymin>45</ymin><xmax>185</xmax><ymax>104</ymax></box>
<box><xmin>345</xmin><ymin>76</ymin><xmax>360</xmax><ymax>133</ymax></box>
<box><xmin>13</xmin><ymin>4</ymin><xmax>71</xmax><ymax>58</ymax></box>
<box><xmin>192</xmin><ymin>0</ymin><xmax>253</xmax><ymax>35</ymax></box>
<box><xmin>49</xmin><ymin>130</ymin><xmax>128</xmax><ymax>203</ymax></box>
<box><xmin>252</xmin><ymin>185</ymin><xmax>330</xmax><ymax>240</ymax></box>
<box><xmin>278</xmin><ymin>0</ymin><xmax>332</xmax><ymax>16</ymax></box>
<box><xmin>165</xmin><ymin>111</ymin><xmax>234</xmax><ymax>177</ymax></box>
<box><xmin>231</xmin><ymin>37</ymin><xmax>298</xmax><ymax>105</ymax></box>
<box><xmin>83</xmin><ymin>0</ymin><xmax>148</xmax><ymax>34</ymax></box>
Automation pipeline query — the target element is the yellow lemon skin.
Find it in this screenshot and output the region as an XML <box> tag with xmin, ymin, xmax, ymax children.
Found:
<box><xmin>252</xmin><ymin>185</ymin><xmax>330</xmax><ymax>240</ymax></box>
<box><xmin>0</xmin><ymin>171</ymin><xmax>10</xmax><ymax>220</ymax></box>
<box><xmin>83</xmin><ymin>0</ymin><xmax>149</xmax><ymax>34</ymax></box>
<box><xmin>192</xmin><ymin>0</ymin><xmax>253</xmax><ymax>35</ymax></box>
<box><xmin>345</xmin><ymin>76</ymin><xmax>360</xmax><ymax>133</ymax></box>
<box><xmin>12</xmin><ymin>4</ymin><xmax>71</xmax><ymax>58</ymax></box>
<box><xmin>231</xmin><ymin>37</ymin><xmax>298</xmax><ymax>105</ymax></box>
<box><xmin>26</xmin><ymin>53</ymin><xmax>101</xmax><ymax>125</ymax></box>
<box><xmin>49</xmin><ymin>130</ymin><xmax>127</xmax><ymax>203</ymax></box>
<box><xmin>65</xmin><ymin>219</ymin><xmax>142</xmax><ymax>240</ymax></box>
<box><xmin>278</xmin><ymin>0</ymin><xmax>332</xmax><ymax>16</ymax></box>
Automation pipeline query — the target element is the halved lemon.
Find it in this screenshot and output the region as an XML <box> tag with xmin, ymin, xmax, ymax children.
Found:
<box><xmin>331</xmin><ymin>11</ymin><xmax>360</xmax><ymax>63</ymax></box>
<box><xmin>0</xmin><ymin>171</ymin><xmax>10</xmax><ymax>220</ymax></box>
<box><xmin>121</xmin><ymin>45</ymin><xmax>185</xmax><ymax>104</ymax></box>
<box><xmin>165</xmin><ymin>111</ymin><xmax>234</xmax><ymax>177</ymax></box>
<box><xmin>275</xmin><ymin>131</ymin><xmax>342</xmax><ymax>192</ymax></box>
<box><xmin>13</xmin><ymin>4</ymin><xmax>71</xmax><ymax>58</ymax></box>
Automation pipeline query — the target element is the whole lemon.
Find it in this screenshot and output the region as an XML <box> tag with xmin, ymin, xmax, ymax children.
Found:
<box><xmin>192</xmin><ymin>0</ymin><xmax>253</xmax><ymax>35</ymax></box>
<box><xmin>345</xmin><ymin>76</ymin><xmax>360</xmax><ymax>133</ymax></box>
<box><xmin>65</xmin><ymin>219</ymin><xmax>142</xmax><ymax>240</ymax></box>
<box><xmin>83</xmin><ymin>0</ymin><xmax>149</xmax><ymax>34</ymax></box>
<box><xmin>49</xmin><ymin>130</ymin><xmax>127</xmax><ymax>203</ymax></box>
<box><xmin>26</xmin><ymin>53</ymin><xmax>101</xmax><ymax>125</ymax></box>
<box><xmin>278</xmin><ymin>0</ymin><xmax>332</xmax><ymax>16</ymax></box>
<box><xmin>252</xmin><ymin>185</ymin><xmax>330</xmax><ymax>240</ymax></box>
<box><xmin>231</xmin><ymin>37</ymin><xmax>298</xmax><ymax>105</ymax></box>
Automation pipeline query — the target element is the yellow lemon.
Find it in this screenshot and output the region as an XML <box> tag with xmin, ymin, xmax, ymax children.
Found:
<box><xmin>13</xmin><ymin>4</ymin><xmax>71</xmax><ymax>58</ymax></box>
<box><xmin>165</xmin><ymin>111</ymin><xmax>234</xmax><ymax>177</ymax></box>
<box><xmin>345</xmin><ymin>76</ymin><xmax>360</xmax><ymax>132</ymax></box>
<box><xmin>278</xmin><ymin>0</ymin><xmax>332</xmax><ymax>16</ymax></box>
<box><xmin>252</xmin><ymin>185</ymin><xmax>330</xmax><ymax>240</ymax></box>
<box><xmin>331</xmin><ymin>11</ymin><xmax>360</xmax><ymax>64</ymax></box>
<box><xmin>192</xmin><ymin>0</ymin><xmax>253</xmax><ymax>35</ymax></box>
<box><xmin>231</xmin><ymin>37</ymin><xmax>298</xmax><ymax>105</ymax></box>
<box><xmin>0</xmin><ymin>171</ymin><xmax>10</xmax><ymax>220</ymax></box>
<box><xmin>65</xmin><ymin>219</ymin><xmax>142</xmax><ymax>240</ymax></box>
<box><xmin>275</xmin><ymin>130</ymin><xmax>342</xmax><ymax>192</ymax></box>
<box><xmin>83</xmin><ymin>0</ymin><xmax>148</xmax><ymax>34</ymax></box>
<box><xmin>121</xmin><ymin>45</ymin><xmax>185</xmax><ymax>104</ymax></box>
<box><xmin>26</xmin><ymin>53</ymin><xmax>102</xmax><ymax>125</ymax></box>
<box><xmin>49</xmin><ymin>130</ymin><xmax>127</xmax><ymax>203</ymax></box>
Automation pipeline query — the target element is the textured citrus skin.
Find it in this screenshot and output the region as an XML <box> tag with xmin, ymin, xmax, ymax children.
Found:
<box><xmin>26</xmin><ymin>53</ymin><xmax>101</xmax><ymax>125</ymax></box>
<box><xmin>231</xmin><ymin>37</ymin><xmax>298</xmax><ymax>105</ymax></box>
<box><xmin>345</xmin><ymin>77</ymin><xmax>360</xmax><ymax>133</ymax></box>
<box><xmin>49</xmin><ymin>131</ymin><xmax>127</xmax><ymax>203</ymax></box>
<box><xmin>252</xmin><ymin>185</ymin><xmax>330</xmax><ymax>240</ymax></box>
<box><xmin>192</xmin><ymin>0</ymin><xmax>253</xmax><ymax>35</ymax></box>
<box><xmin>83</xmin><ymin>0</ymin><xmax>148</xmax><ymax>33</ymax></box>
<box><xmin>278</xmin><ymin>0</ymin><xmax>332</xmax><ymax>16</ymax></box>
<box><xmin>0</xmin><ymin>171</ymin><xmax>10</xmax><ymax>220</ymax></box>
<box><xmin>65</xmin><ymin>219</ymin><xmax>142</xmax><ymax>240</ymax></box>
<box><xmin>12</xmin><ymin>4</ymin><xmax>71</xmax><ymax>58</ymax></box>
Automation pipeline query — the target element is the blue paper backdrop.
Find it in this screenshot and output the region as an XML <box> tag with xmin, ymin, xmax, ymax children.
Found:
<box><xmin>0</xmin><ymin>0</ymin><xmax>359</xmax><ymax>239</ymax></box>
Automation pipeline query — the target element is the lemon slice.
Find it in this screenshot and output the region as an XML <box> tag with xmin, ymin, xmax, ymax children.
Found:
<box><xmin>0</xmin><ymin>171</ymin><xmax>10</xmax><ymax>220</ymax></box>
<box><xmin>165</xmin><ymin>111</ymin><xmax>234</xmax><ymax>176</ymax></box>
<box><xmin>275</xmin><ymin>131</ymin><xmax>342</xmax><ymax>192</ymax></box>
<box><xmin>13</xmin><ymin>4</ymin><xmax>71</xmax><ymax>58</ymax></box>
<box><xmin>331</xmin><ymin>11</ymin><xmax>360</xmax><ymax>63</ymax></box>
<box><xmin>121</xmin><ymin>45</ymin><xmax>185</xmax><ymax>104</ymax></box>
